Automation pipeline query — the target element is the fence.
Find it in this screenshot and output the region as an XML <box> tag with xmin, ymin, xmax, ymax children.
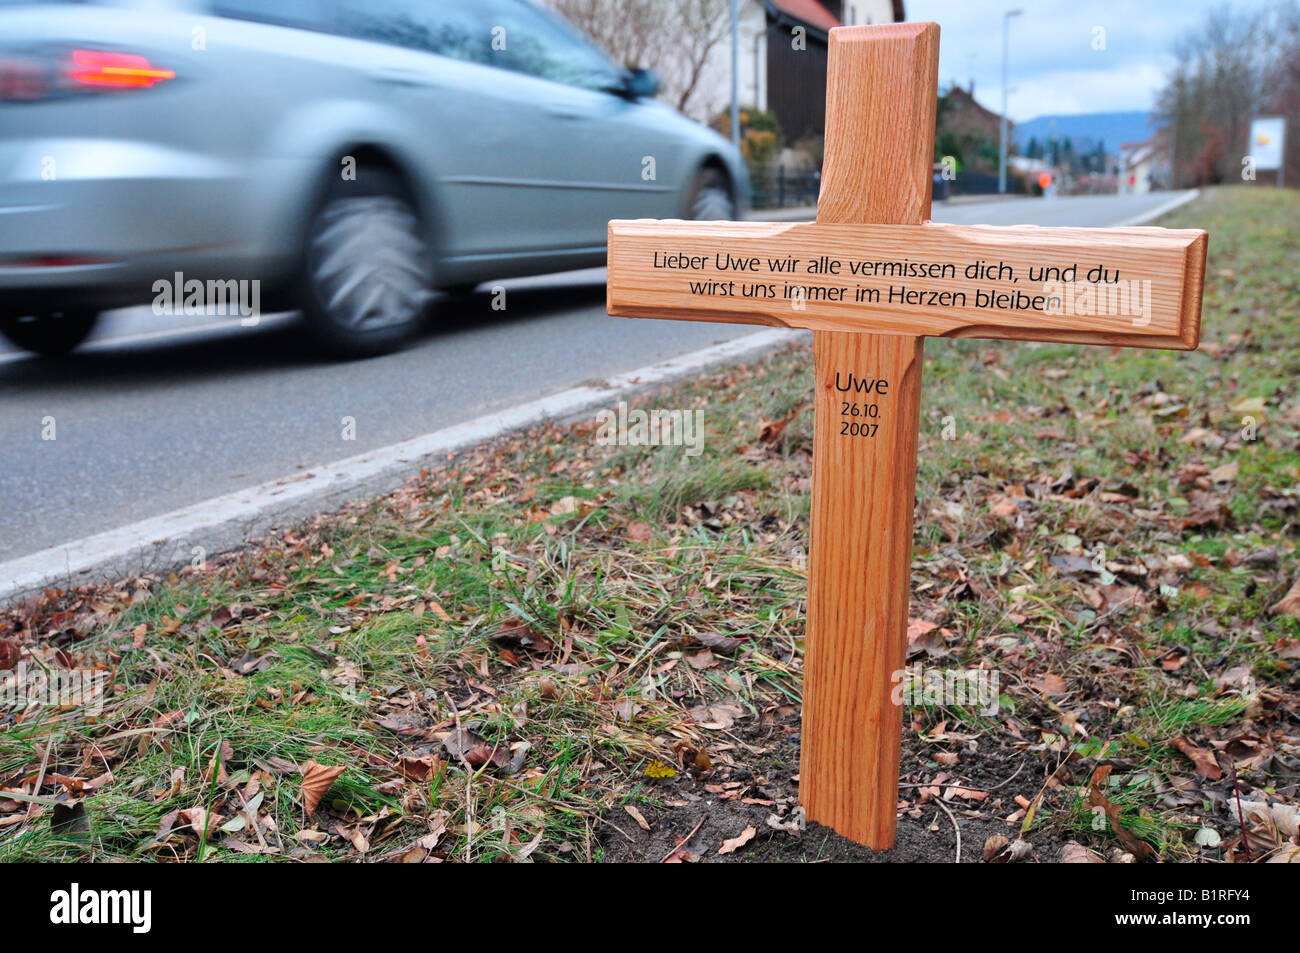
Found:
<box><xmin>749</xmin><ymin>161</ymin><xmax>821</xmax><ymax>210</ymax></box>
<box><xmin>748</xmin><ymin>163</ymin><xmax>1035</xmax><ymax>210</ymax></box>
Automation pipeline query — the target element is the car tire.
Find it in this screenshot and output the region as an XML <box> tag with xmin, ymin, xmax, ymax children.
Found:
<box><xmin>0</xmin><ymin>310</ymin><xmax>98</xmax><ymax>357</ymax></box>
<box><xmin>685</xmin><ymin>167</ymin><xmax>736</xmax><ymax>220</ymax></box>
<box><xmin>300</xmin><ymin>169</ymin><xmax>432</xmax><ymax>359</ymax></box>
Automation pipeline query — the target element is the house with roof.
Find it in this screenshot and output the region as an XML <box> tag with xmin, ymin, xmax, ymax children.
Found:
<box><xmin>1120</xmin><ymin>139</ymin><xmax>1168</xmax><ymax>194</ymax></box>
<box><xmin>692</xmin><ymin>0</ymin><xmax>905</xmax><ymax>139</ymax></box>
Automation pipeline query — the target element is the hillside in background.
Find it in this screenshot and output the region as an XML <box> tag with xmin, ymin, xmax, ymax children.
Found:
<box><xmin>1013</xmin><ymin>111</ymin><xmax>1155</xmax><ymax>152</ymax></box>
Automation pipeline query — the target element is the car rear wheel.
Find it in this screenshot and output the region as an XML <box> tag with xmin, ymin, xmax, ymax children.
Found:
<box><xmin>0</xmin><ymin>310</ymin><xmax>98</xmax><ymax>357</ymax></box>
<box><xmin>301</xmin><ymin>170</ymin><xmax>432</xmax><ymax>358</ymax></box>
<box><xmin>686</xmin><ymin>167</ymin><xmax>736</xmax><ymax>220</ymax></box>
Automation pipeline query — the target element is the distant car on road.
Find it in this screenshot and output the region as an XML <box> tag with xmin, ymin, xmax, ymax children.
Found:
<box><xmin>0</xmin><ymin>0</ymin><xmax>747</xmax><ymax>357</ymax></box>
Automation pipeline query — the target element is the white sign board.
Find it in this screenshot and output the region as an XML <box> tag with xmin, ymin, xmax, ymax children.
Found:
<box><xmin>1249</xmin><ymin>117</ymin><xmax>1286</xmax><ymax>171</ymax></box>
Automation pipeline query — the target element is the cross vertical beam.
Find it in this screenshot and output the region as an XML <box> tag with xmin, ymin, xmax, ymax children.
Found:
<box><xmin>798</xmin><ymin>23</ymin><xmax>939</xmax><ymax>847</ymax></box>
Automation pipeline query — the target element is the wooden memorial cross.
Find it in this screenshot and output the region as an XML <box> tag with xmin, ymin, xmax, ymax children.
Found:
<box><xmin>606</xmin><ymin>22</ymin><xmax>1207</xmax><ymax>848</ymax></box>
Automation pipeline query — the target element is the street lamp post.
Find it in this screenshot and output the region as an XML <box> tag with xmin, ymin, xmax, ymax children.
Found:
<box><xmin>999</xmin><ymin>8</ymin><xmax>1022</xmax><ymax>194</ymax></box>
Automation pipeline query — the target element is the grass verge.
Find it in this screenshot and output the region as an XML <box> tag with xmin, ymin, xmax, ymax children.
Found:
<box><xmin>2</xmin><ymin>186</ymin><xmax>1298</xmax><ymax>863</ymax></box>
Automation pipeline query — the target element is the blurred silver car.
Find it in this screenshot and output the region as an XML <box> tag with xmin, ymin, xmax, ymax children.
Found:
<box><xmin>0</xmin><ymin>0</ymin><xmax>747</xmax><ymax>357</ymax></box>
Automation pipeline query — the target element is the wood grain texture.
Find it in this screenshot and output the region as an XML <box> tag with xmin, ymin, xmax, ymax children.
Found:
<box><xmin>803</xmin><ymin>332</ymin><xmax>923</xmax><ymax>846</ymax></box>
<box><xmin>606</xmin><ymin>219</ymin><xmax>1206</xmax><ymax>349</ymax></box>
<box><xmin>798</xmin><ymin>22</ymin><xmax>937</xmax><ymax>848</ymax></box>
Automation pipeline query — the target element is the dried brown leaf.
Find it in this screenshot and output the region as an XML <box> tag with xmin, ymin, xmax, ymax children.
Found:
<box><xmin>718</xmin><ymin>825</ymin><xmax>757</xmax><ymax>855</ymax></box>
<box><xmin>300</xmin><ymin>761</ymin><xmax>346</xmax><ymax>815</ymax></box>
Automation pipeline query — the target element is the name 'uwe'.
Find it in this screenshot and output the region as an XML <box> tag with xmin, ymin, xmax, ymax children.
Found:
<box><xmin>833</xmin><ymin>372</ymin><xmax>889</xmax><ymax>395</ymax></box>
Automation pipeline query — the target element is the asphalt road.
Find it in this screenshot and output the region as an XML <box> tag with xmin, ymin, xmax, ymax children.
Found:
<box><xmin>0</xmin><ymin>191</ymin><xmax>1191</xmax><ymax>562</ymax></box>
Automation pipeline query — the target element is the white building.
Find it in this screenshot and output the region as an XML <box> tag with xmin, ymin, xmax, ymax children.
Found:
<box><xmin>687</xmin><ymin>0</ymin><xmax>903</xmax><ymax>131</ymax></box>
<box><xmin>1121</xmin><ymin>140</ymin><xmax>1166</xmax><ymax>194</ymax></box>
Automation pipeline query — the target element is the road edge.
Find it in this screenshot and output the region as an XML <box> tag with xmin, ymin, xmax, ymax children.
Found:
<box><xmin>1</xmin><ymin>328</ymin><xmax>800</xmax><ymax>604</ymax></box>
<box><xmin>1110</xmin><ymin>188</ymin><xmax>1200</xmax><ymax>226</ymax></box>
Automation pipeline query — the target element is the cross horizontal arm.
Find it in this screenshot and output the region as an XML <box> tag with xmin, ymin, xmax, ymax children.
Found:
<box><xmin>607</xmin><ymin>219</ymin><xmax>1206</xmax><ymax>349</ymax></box>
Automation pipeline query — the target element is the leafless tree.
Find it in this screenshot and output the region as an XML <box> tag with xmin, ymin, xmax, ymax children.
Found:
<box><xmin>544</xmin><ymin>0</ymin><xmax>732</xmax><ymax>117</ymax></box>
<box><xmin>1155</xmin><ymin>2</ymin><xmax>1300</xmax><ymax>186</ymax></box>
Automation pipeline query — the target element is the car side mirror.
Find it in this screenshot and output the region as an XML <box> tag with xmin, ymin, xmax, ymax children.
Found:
<box><xmin>619</xmin><ymin>68</ymin><xmax>661</xmax><ymax>99</ymax></box>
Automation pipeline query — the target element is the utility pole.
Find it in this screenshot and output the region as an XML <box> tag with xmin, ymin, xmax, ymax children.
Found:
<box><xmin>731</xmin><ymin>0</ymin><xmax>741</xmax><ymax>146</ymax></box>
<box><xmin>999</xmin><ymin>9</ymin><xmax>1022</xmax><ymax>194</ymax></box>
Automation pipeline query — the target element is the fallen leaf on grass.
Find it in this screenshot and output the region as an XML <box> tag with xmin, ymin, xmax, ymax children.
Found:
<box><xmin>1236</xmin><ymin>799</ymin><xmax>1299</xmax><ymax>855</ymax></box>
<box><xmin>550</xmin><ymin>496</ymin><xmax>595</xmax><ymax>518</ymax></box>
<box><xmin>626</xmin><ymin>520</ymin><xmax>654</xmax><ymax>542</ymax></box>
<box><xmin>696</xmin><ymin>632</ymin><xmax>745</xmax><ymax>654</ymax></box>
<box><xmin>907</xmin><ymin>618</ymin><xmax>938</xmax><ymax>643</ymax></box>
<box><xmin>493</xmin><ymin>619</ymin><xmax>552</xmax><ymax>656</ymax></box>
<box><xmin>688</xmin><ymin>703</ymin><xmax>744</xmax><ymax>730</ymax></box>
<box><xmin>1208</xmin><ymin>461</ymin><xmax>1239</xmax><ymax>483</ymax></box>
<box><xmin>1171</xmin><ymin>736</ymin><xmax>1222</xmax><ymax>780</ymax></box>
<box><xmin>765</xmin><ymin>808</ymin><xmax>805</xmax><ymax>834</ymax></box>
<box><xmin>1194</xmin><ymin>827</ymin><xmax>1221</xmax><ymax>848</ymax></box>
<box><xmin>1085</xmin><ymin>765</ymin><xmax>1155</xmax><ymax>861</ymax></box>
<box><xmin>612</xmin><ymin>697</ymin><xmax>639</xmax><ymax>722</ymax></box>
<box><xmin>1158</xmin><ymin>647</ymin><xmax>1190</xmax><ymax>672</ymax></box>
<box><xmin>1060</xmin><ymin>841</ymin><xmax>1105</xmax><ymax>863</ymax></box>
<box><xmin>1271</xmin><ymin>574</ymin><xmax>1300</xmax><ymax>618</ymax></box>
<box><xmin>907</xmin><ymin>619</ymin><xmax>951</xmax><ymax>659</ymax></box>
<box><xmin>0</xmin><ymin>638</ymin><xmax>20</xmax><ymax>671</ymax></box>
<box><xmin>300</xmin><ymin>761</ymin><xmax>346</xmax><ymax>815</ymax></box>
<box><xmin>1274</xmin><ymin>637</ymin><xmax>1300</xmax><ymax>660</ymax></box>
<box><xmin>1181</xmin><ymin>492</ymin><xmax>1232</xmax><ymax>530</ymax></box>
<box><xmin>686</xmin><ymin>649</ymin><xmax>717</xmax><ymax>670</ymax></box>
<box><xmin>441</xmin><ymin>727</ymin><xmax>509</xmax><ymax>768</ymax></box>
<box><xmin>395</xmin><ymin>754</ymin><xmax>442</xmax><ymax>782</ymax></box>
<box><xmin>178</xmin><ymin>807</ymin><xmax>223</xmax><ymax>841</ymax></box>
<box><xmin>718</xmin><ymin>826</ymin><xmax>757</xmax><ymax>855</ymax></box>
<box><xmin>624</xmin><ymin>805</ymin><xmax>651</xmax><ymax>832</ymax></box>
<box><xmin>987</xmin><ymin>494</ymin><xmax>1020</xmax><ymax>518</ymax></box>
<box><xmin>372</xmin><ymin>711</ymin><xmax>430</xmax><ymax>737</ymax></box>
<box><xmin>984</xmin><ymin>834</ymin><xmax>1033</xmax><ymax>863</ymax></box>
<box><xmin>51</xmin><ymin>799</ymin><xmax>90</xmax><ymax>835</ymax></box>
<box><xmin>1031</xmin><ymin>673</ymin><xmax>1069</xmax><ymax>695</ymax></box>
<box><xmin>758</xmin><ymin>412</ymin><xmax>795</xmax><ymax>444</ymax></box>
<box><xmin>50</xmin><ymin>770</ymin><xmax>115</xmax><ymax>796</ymax></box>
<box><xmin>230</xmin><ymin>651</ymin><xmax>274</xmax><ymax>675</ymax></box>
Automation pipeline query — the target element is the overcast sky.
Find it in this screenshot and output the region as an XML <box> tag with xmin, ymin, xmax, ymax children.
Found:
<box><xmin>905</xmin><ymin>0</ymin><xmax>1276</xmax><ymax>121</ymax></box>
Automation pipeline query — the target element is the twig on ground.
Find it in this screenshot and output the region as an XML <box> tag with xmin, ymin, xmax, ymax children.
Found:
<box><xmin>934</xmin><ymin>797</ymin><xmax>962</xmax><ymax>864</ymax></box>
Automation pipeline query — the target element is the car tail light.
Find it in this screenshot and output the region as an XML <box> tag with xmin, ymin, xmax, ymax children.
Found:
<box><xmin>65</xmin><ymin>50</ymin><xmax>174</xmax><ymax>89</ymax></box>
<box><xmin>0</xmin><ymin>47</ymin><xmax>174</xmax><ymax>101</ymax></box>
